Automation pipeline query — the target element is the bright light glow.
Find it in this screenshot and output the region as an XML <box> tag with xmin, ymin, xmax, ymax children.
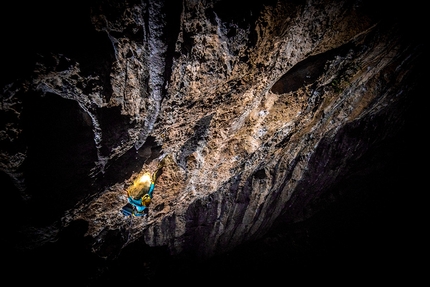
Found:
<box><xmin>138</xmin><ymin>173</ymin><xmax>151</xmax><ymax>184</ymax></box>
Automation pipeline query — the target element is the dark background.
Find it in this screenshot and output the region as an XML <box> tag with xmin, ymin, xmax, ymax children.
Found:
<box><xmin>1</xmin><ymin>0</ymin><xmax>425</xmax><ymax>285</ymax></box>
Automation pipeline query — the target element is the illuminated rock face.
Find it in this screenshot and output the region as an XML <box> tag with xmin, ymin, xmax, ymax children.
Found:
<box><xmin>1</xmin><ymin>0</ymin><xmax>423</xmax><ymax>272</ymax></box>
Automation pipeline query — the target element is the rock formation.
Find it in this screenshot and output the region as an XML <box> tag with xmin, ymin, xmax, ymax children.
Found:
<box><xmin>1</xmin><ymin>0</ymin><xmax>424</xmax><ymax>284</ymax></box>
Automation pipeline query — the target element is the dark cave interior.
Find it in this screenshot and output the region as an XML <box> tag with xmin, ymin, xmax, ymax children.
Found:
<box><xmin>5</xmin><ymin>90</ymin><xmax>424</xmax><ymax>284</ymax></box>
<box><xmin>1</xmin><ymin>0</ymin><xmax>426</xmax><ymax>285</ymax></box>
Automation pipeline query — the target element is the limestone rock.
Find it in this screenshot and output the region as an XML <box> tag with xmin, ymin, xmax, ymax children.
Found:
<box><xmin>1</xmin><ymin>0</ymin><xmax>424</xmax><ymax>284</ymax></box>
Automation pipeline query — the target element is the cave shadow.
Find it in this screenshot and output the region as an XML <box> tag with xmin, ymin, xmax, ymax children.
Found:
<box><xmin>20</xmin><ymin>92</ymin><xmax>98</xmax><ymax>225</ymax></box>
<box><xmin>177</xmin><ymin>114</ymin><xmax>214</xmax><ymax>170</ymax></box>
<box><xmin>270</xmin><ymin>43</ymin><xmax>353</xmax><ymax>95</ymax></box>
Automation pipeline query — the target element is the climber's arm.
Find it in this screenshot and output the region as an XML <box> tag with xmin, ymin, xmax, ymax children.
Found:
<box><xmin>148</xmin><ymin>182</ymin><xmax>155</xmax><ymax>198</ymax></box>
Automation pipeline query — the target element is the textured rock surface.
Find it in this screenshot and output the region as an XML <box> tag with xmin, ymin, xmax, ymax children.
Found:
<box><xmin>1</xmin><ymin>0</ymin><xmax>424</xmax><ymax>284</ymax></box>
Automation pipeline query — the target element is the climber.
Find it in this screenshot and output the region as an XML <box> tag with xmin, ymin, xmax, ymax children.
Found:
<box><xmin>121</xmin><ymin>166</ymin><xmax>162</xmax><ymax>217</ymax></box>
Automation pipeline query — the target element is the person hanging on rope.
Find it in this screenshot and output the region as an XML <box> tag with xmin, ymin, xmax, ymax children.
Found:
<box><xmin>121</xmin><ymin>165</ymin><xmax>163</xmax><ymax>217</ymax></box>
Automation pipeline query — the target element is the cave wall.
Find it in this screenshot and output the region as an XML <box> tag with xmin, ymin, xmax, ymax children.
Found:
<box><xmin>0</xmin><ymin>0</ymin><xmax>424</xmax><ymax>266</ymax></box>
